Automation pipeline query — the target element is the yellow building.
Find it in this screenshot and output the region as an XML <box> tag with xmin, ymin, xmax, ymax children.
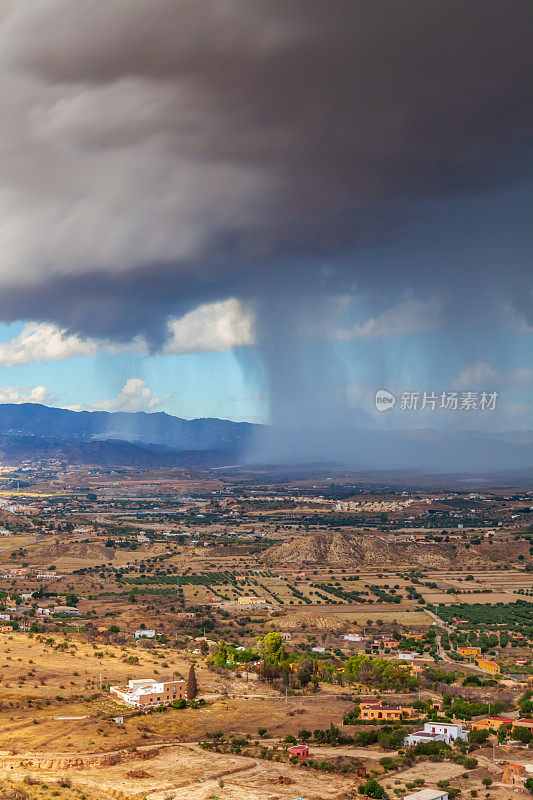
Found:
<box><xmin>474</xmin><ymin>657</ymin><xmax>500</xmax><ymax>674</ymax></box>
<box><xmin>359</xmin><ymin>702</ymin><xmax>415</xmax><ymax>721</ymax></box>
<box><xmin>237</xmin><ymin>596</ymin><xmax>267</xmax><ymax>606</ymax></box>
<box><xmin>458</xmin><ymin>646</ymin><xmax>482</xmax><ymax>657</ymax></box>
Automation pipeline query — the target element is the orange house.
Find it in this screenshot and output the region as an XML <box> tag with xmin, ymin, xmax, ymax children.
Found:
<box><xmin>513</xmin><ymin>718</ymin><xmax>533</xmax><ymax>732</ymax></box>
<box><xmin>360</xmin><ymin>703</ymin><xmax>414</xmax><ymax>721</ymax></box>
<box><xmin>474</xmin><ymin>657</ymin><xmax>500</xmax><ymax>674</ymax></box>
<box><xmin>458</xmin><ymin>646</ymin><xmax>482</xmax><ymax>657</ymax></box>
<box><xmin>471</xmin><ymin>717</ymin><xmax>513</xmax><ymax>731</ymax></box>
<box><xmin>372</xmin><ymin>639</ymin><xmax>399</xmax><ymax>649</ymax></box>
<box><xmin>502</xmin><ymin>764</ymin><xmax>526</xmax><ymax>786</ymax></box>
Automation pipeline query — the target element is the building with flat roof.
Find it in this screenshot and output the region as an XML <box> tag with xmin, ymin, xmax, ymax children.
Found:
<box><xmin>471</xmin><ymin>717</ymin><xmax>514</xmax><ymax>731</ymax></box>
<box><xmin>458</xmin><ymin>646</ymin><xmax>482</xmax><ymax>657</ymax></box>
<box><xmin>237</xmin><ymin>596</ymin><xmax>267</xmax><ymax>606</ymax></box>
<box><xmin>134</xmin><ymin>629</ymin><xmax>156</xmax><ymax>638</ymax></box>
<box><xmin>53</xmin><ymin>605</ymin><xmax>79</xmax><ymax>616</ymax></box>
<box><xmin>110</xmin><ymin>678</ymin><xmax>186</xmax><ymax>708</ymax></box>
<box><xmin>360</xmin><ymin>702</ymin><xmax>415</xmax><ymax>721</ymax></box>
<box><xmin>404</xmin><ymin>790</ymin><xmax>448</xmax><ymax>800</ymax></box>
<box><xmin>405</xmin><ymin>722</ymin><xmax>466</xmax><ymax>746</ymax></box>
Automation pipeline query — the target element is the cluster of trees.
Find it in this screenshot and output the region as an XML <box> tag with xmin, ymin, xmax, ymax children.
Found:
<box><xmin>442</xmin><ymin>694</ymin><xmax>506</xmax><ymax>720</ymax></box>
<box><xmin>519</xmin><ymin>690</ymin><xmax>533</xmax><ymax>717</ymax></box>
<box><xmin>440</xmin><ymin>627</ymin><xmax>514</xmax><ymax>652</ymax></box>
<box><xmin>343</xmin><ymin>654</ymin><xmax>418</xmax><ymax>690</ymax></box>
<box><xmin>367</xmin><ymin>585</ymin><xmax>401</xmax><ymax>604</ymax></box>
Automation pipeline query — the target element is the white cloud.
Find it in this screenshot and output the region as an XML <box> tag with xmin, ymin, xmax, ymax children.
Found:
<box><xmin>453</xmin><ymin>362</ymin><xmax>533</xmax><ymax>391</ymax></box>
<box><xmin>0</xmin><ymin>322</ymin><xmax>148</xmax><ymax>367</ymax></box>
<box><xmin>0</xmin><ymin>384</ymin><xmax>55</xmax><ymax>404</ymax></box>
<box><xmin>334</xmin><ymin>297</ymin><xmax>441</xmax><ymax>340</ymax></box>
<box><xmin>82</xmin><ymin>379</ymin><xmax>166</xmax><ymax>413</ymax></box>
<box><xmin>0</xmin><ymin>322</ymin><xmax>97</xmax><ymax>366</ymax></box>
<box><xmin>164</xmin><ymin>299</ymin><xmax>255</xmax><ymax>354</ymax></box>
<box><xmin>0</xmin><ymin>300</ymin><xmax>254</xmax><ymax>367</ymax></box>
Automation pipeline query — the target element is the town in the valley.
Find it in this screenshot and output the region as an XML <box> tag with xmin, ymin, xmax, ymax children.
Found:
<box><xmin>0</xmin><ymin>461</ymin><xmax>530</xmax><ymax>800</ymax></box>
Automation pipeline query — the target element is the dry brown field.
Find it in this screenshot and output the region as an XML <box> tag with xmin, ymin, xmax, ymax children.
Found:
<box><xmin>0</xmin><ymin>630</ymin><xmax>355</xmax><ymax>753</ymax></box>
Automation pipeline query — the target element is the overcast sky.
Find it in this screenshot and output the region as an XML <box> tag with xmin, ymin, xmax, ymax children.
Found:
<box><xmin>0</xmin><ymin>0</ymin><xmax>531</xmax><ymax>429</ymax></box>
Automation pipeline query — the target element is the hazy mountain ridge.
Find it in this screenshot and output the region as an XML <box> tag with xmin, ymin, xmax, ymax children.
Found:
<box><xmin>0</xmin><ymin>403</ymin><xmax>255</xmax><ymax>449</ymax></box>
<box><xmin>0</xmin><ymin>403</ymin><xmax>530</xmax><ymax>471</ymax></box>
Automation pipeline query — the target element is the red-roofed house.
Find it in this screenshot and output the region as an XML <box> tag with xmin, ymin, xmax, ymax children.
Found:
<box><xmin>288</xmin><ymin>745</ymin><xmax>309</xmax><ymax>759</ymax></box>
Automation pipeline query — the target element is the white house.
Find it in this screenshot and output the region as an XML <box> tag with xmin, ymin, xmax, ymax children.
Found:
<box><xmin>404</xmin><ymin>730</ymin><xmax>446</xmax><ymax>746</ymax></box>
<box><xmin>134</xmin><ymin>629</ymin><xmax>156</xmax><ymax>638</ymax></box>
<box><xmin>110</xmin><ymin>678</ymin><xmax>186</xmax><ymax>708</ymax></box>
<box><xmin>344</xmin><ymin>634</ymin><xmax>363</xmax><ymax>642</ymax></box>
<box><xmin>53</xmin><ymin>605</ymin><xmax>79</xmax><ymax>616</ymax></box>
<box><xmin>398</xmin><ymin>652</ymin><xmax>416</xmax><ymax>660</ymax></box>
<box><xmin>405</xmin><ymin>722</ymin><xmax>467</xmax><ymax>746</ymax></box>
<box><xmin>405</xmin><ymin>790</ymin><xmax>448</xmax><ymax>800</ymax></box>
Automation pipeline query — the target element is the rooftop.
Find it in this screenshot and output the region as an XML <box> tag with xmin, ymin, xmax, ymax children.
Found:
<box><xmin>404</xmin><ymin>790</ymin><xmax>449</xmax><ymax>800</ymax></box>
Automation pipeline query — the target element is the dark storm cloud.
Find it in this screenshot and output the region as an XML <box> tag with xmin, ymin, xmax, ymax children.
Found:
<box><xmin>0</xmin><ymin>0</ymin><xmax>531</xmax><ymax>345</ymax></box>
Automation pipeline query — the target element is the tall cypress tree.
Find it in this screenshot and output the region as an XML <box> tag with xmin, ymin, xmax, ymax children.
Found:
<box><xmin>187</xmin><ymin>663</ymin><xmax>198</xmax><ymax>699</ymax></box>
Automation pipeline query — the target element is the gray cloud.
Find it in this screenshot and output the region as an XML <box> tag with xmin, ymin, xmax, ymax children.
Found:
<box><xmin>0</xmin><ymin>0</ymin><xmax>531</xmax><ymax>425</ymax></box>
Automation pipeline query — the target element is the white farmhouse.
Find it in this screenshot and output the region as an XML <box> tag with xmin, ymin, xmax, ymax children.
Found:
<box><xmin>110</xmin><ymin>678</ymin><xmax>186</xmax><ymax>708</ymax></box>
<box><xmin>134</xmin><ymin>629</ymin><xmax>156</xmax><ymax>638</ymax></box>
<box><xmin>405</xmin><ymin>722</ymin><xmax>467</xmax><ymax>746</ymax></box>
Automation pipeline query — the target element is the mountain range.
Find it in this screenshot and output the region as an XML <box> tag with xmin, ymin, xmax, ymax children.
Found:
<box><xmin>0</xmin><ymin>403</ymin><xmax>531</xmax><ymax>473</ymax></box>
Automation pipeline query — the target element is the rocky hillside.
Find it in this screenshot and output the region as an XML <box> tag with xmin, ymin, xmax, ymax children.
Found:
<box><xmin>29</xmin><ymin>540</ymin><xmax>116</xmax><ymax>564</ymax></box>
<box><xmin>267</xmin><ymin>611</ymin><xmax>347</xmax><ymax>631</ymax></box>
<box><xmin>261</xmin><ymin>531</ymin><xmax>525</xmax><ymax>569</ymax></box>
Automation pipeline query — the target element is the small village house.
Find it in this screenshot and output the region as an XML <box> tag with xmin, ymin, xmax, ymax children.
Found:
<box><xmin>501</xmin><ymin>763</ymin><xmax>526</xmax><ymax>786</ymax></box>
<box><xmin>474</xmin><ymin>657</ymin><xmax>500</xmax><ymax>674</ymax></box>
<box><xmin>134</xmin><ymin>629</ymin><xmax>156</xmax><ymax>638</ymax></box>
<box><xmin>457</xmin><ymin>646</ymin><xmax>482</xmax><ymax>657</ymax></box>
<box><xmin>53</xmin><ymin>605</ymin><xmax>79</xmax><ymax>616</ymax></box>
<box><xmin>471</xmin><ymin>717</ymin><xmax>514</xmax><ymax>731</ymax></box>
<box><xmin>360</xmin><ymin>702</ymin><xmax>415</xmax><ymax>722</ymax></box>
<box><xmin>236</xmin><ymin>596</ymin><xmax>267</xmax><ymax>607</ymax></box>
<box><xmin>288</xmin><ymin>744</ymin><xmax>309</xmax><ymax>760</ymax></box>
